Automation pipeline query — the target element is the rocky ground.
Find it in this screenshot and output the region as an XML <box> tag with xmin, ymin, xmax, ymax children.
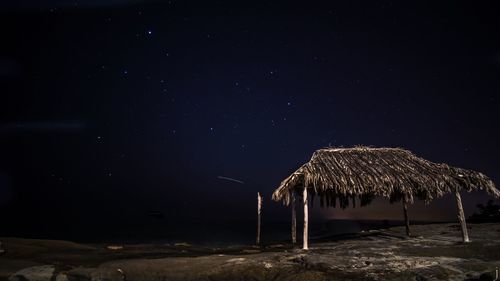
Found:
<box><xmin>1</xmin><ymin>223</ymin><xmax>500</xmax><ymax>281</ymax></box>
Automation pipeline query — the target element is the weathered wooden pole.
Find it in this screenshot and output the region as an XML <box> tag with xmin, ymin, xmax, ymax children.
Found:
<box><xmin>402</xmin><ymin>199</ymin><xmax>411</xmax><ymax>237</ymax></box>
<box><xmin>454</xmin><ymin>189</ymin><xmax>470</xmax><ymax>243</ymax></box>
<box><xmin>256</xmin><ymin>192</ymin><xmax>263</xmax><ymax>245</ymax></box>
<box><xmin>291</xmin><ymin>193</ymin><xmax>297</xmax><ymax>244</ymax></box>
<box><xmin>303</xmin><ymin>186</ymin><xmax>309</xmax><ymax>250</ymax></box>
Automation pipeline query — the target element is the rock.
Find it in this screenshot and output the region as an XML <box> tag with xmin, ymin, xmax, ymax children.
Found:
<box><xmin>479</xmin><ymin>271</ymin><xmax>496</xmax><ymax>281</ymax></box>
<box><xmin>55</xmin><ymin>273</ymin><xmax>70</xmax><ymax>281</ymax></box>
<box><xmin>268</xmin><ymin>244</ymin><xmax>285</xmax><ymax>248</ymax></box>
<box><xmin>63</xmin><ymin>267</ymin><xmax>125</xmax><ymax>281</ymax></box>
<box><xmin>241</xmin><ymin>249</ymin><xmax>260</xmax><ymax>254</ymax></box>
<box><xmin>9</xmin><ymin>265</ymin><xmax>55</xmax><ymax>281</ymax></box>
<box><xmin>0</xmin><ymin>241</ymin><xmax>5</xmax><ymax>255</ymax></box>
<box><xmin>90</xmin><ymin>268</ymin><xmax>125</xmax><ymax>281</ymax></box>
<box><xmin>63</xmin><ymin>267</ymin><xmax>95</xmax><ymax>281</ymax></box>
<box><xmin>226</xmin><ymin>257</ymin><xmax>246</xmax><ymax>264</ymax></box>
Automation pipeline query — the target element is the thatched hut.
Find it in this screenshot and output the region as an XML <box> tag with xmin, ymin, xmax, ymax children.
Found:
<box><xmin>272</xmin><ymin>147</ymin><xmax>499</xmax><ymax>249</ymax></box>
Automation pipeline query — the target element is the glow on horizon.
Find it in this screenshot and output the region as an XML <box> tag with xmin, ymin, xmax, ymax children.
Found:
<box><xmin>311</xmin><ymin>192</ymin><xmax>492</xmax><ymax>221</ymax></box>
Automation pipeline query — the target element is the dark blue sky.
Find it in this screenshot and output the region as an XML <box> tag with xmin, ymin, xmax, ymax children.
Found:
<box><xmin>1</xmin><ymin>0</ymin><xmax>499</xmax><ymax>240</ymax></box>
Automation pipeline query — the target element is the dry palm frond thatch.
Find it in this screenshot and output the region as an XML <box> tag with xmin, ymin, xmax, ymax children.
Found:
<box><xmin>272</xmin><ymin>147</ymin><xmax>499</xmax><ymax>208</ymax></box>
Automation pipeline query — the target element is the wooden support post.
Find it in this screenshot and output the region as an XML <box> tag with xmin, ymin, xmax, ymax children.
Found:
<box><xmin>303</xmin><ymin>186</ymin><xmax>309</xmax><ymax>250</ymax></box>
<box><xmin>291</xmin><ymin>193</ymin><xmax>297</xmax><ymax>244</ymax></box>
<box><xmin>454</xmin><ymin>190</ymin><xmax>470</xmax><ymax>243</ymax></box>
<box><xmin>256</xmin><ymin>192</ymin><xmax>263</xmax><ymax>245</ymax></box>
<box><xmin>402</xmin><ymin>199</ymin><xmax>410</xmax><ymax>237</ymax></box>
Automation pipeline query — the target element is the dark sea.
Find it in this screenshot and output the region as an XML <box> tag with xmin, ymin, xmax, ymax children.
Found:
<box><xmin>22</xmin><ymin>219</ymin><xmax>417</xmax><ymax>246</ymax></box>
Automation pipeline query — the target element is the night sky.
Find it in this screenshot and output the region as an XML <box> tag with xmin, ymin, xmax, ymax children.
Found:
<box><xmin>1</xmin><ymin>0</ymin><xmax>500</xmax><ymax>240</ymax></box>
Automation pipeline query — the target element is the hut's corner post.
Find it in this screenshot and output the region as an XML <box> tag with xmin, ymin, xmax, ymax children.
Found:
<box><xmin>454</xmin><ymin>189</ymin><xmax>470</xmax><ymax>243</ymax></box>
<box><xmin>257</xmin><ymin>192</ymin><xmax>263</xmax><ymax>245</ymax></box>
<box><xmin>403</xmin><ymin>198</ymin><xmax>411</xmax><ymax>237</ymax></box>
<box><xmin>291</xmin><ymin>193</ymin><xmax>297</xmax><ymax>244</ymax></box>
<box><xmin>303</xmin><ymin>186</ymin><xmax>309</xmax><ymax>250</ymax></box>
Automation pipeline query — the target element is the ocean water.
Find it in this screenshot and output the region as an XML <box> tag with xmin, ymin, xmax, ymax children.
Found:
<box><xmin>70</xmin><ymin>219</ymin><xmax>409</xmax><ymax>246</ymax></box>
<box><xmin>1</xmin><ymin>218</ymin><xmax>417</xmax><ymax>245</ymax></box>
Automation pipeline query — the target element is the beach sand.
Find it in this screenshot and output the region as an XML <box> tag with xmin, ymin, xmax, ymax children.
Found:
<box><xmin>2</xmin><ymin>223</ymin><xmax>500</xmax><ymax>281</ymax></box>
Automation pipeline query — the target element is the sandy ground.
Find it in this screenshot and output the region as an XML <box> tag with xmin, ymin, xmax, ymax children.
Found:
<box><xmin>1</xmin><ymin>223</ymin><xmax>500</xmax><ymax>281</ymax></box>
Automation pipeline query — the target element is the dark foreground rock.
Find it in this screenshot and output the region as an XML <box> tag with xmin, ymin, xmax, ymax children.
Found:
<box><xmin>2</xmin><ymin>223</ymin><xmax>500</xmax><ymax>281</ymax></box>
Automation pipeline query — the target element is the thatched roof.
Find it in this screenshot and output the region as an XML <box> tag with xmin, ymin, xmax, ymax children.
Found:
<box><xmin>272</xmin><ymin>147</ymin><xmax>499</xmax><ymax>208</ymax></box>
